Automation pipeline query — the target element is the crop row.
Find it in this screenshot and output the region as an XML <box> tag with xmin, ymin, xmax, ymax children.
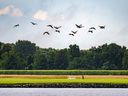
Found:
<box><xmin>0</xmin><ymin>70</ymin><xmax>128</xmax><ymax>75</ymax></box>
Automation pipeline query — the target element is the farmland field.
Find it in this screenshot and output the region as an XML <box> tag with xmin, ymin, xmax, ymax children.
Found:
<box><xmin>0</xmin><ymin>76</ymin><xmax>128</xmax><ymax>84</ymax></box>
<box><xmin>1</xmin><ymin>70</ymin><xmax>128</xmax><ymax>87</ymax></box>
<box><xmin>0</xmin><ymin>75</ymin><xmax>128</xmax><ymax>84</ymax></box>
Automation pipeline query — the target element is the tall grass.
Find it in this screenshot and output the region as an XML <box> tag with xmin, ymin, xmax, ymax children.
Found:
<box><xmin>0</xmin><ymin>70</ymin><xmax>128</xmax><ymax>75</ymax></box>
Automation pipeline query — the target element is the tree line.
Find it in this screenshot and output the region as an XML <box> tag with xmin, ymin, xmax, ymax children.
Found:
<box><xmin>0</xmin><ymin>40</ymin><xmax>128</xmax><ymax>70</ymax></box>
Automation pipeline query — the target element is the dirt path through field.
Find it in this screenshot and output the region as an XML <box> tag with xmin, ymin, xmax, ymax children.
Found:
<box><xmin>0</xmin><ymin>75</ymin><xmax>128</xmax><ymax>79</ymax></box>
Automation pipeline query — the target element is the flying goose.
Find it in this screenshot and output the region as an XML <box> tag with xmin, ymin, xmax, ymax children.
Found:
<box><xmin>99</xmin><ymin>25</ymin><xmax>105</xmax><ymax>29</ymax></box>
<box><xmin>13</xmin><ymin>24</ymin><xmax>19</xmax><ymax>27</ymax></box>
<box><xmin>69</xmin><ymin>33</ymin><xmax>74</xmax><ymax>36</ymax></box>
<box><xmin>75</xmin><ymin>24</ymin><xmax>84</xmax><ymax>28</ymax></box>
<box><xmin>30</xmin><ymin>22</ymin><xmax>37</xmax><ymax>25</ymax></box>
<box><xmin>47</xmin><ymin>25</ymin><xmax>54</xmax><ymax>28</ymax></box>
<box><xmin>55</xmin><ymin>30</ymin><xmax>60</xmax><ymax>33</ymax></box>
<box><xmin>88</xmin><ymin>30</ymin><xmax>93</xmax><ymax>33</ymax></box>
<box><xmin>71</xmin><ymin>30</ymin><xmax>78</xmax><ymax>34</ymax></box>
<box><xmin>43</xmin><ymin>32</ymin><xmax>50</xmax><ymax>35</ymax></box>
<box><xmin>54</xmin><ymin>26</ymin><xmax>62</xmax><ymax>29</ymax></box>
<box><xmin>89</xmin><ymin>27</ymin><xmax>96</xmax><ymax>30</ymax></box>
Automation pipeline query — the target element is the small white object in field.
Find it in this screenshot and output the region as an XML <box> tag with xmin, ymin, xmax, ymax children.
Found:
<box><xmin>68</xmin><ymin>76</ymin><xmax>76</xmax><ymax>79</ymax></box>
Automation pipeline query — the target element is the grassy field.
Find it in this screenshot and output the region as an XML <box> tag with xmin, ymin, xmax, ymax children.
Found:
<box><xmin>1</xmin><ymin>70</ymin><xmax>128</xmax><ymax>87</ymax></box>
<box><xmin>1</xmin><ymin>70</ymin><xmax>128</xmax><ymax>75</ymax></box>
<box><xmin>0</xmin><ymin>75</ymin><xmax>128</xmax><ymax>85</ymax></box>
<box><xmin>0</xmin><ymin>78</ymin><xmax>128</xmax><ymax>85</ymax></box>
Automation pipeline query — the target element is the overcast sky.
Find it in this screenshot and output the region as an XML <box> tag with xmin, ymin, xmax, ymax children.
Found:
<box><xmin>0</xmin><ymin>0</ymin><xmax>128</xmax><ymax>49</ymax></box>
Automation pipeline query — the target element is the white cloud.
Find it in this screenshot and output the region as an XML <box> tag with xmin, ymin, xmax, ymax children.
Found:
<box><xmin>33</xmin><ymin>10</ymin><xmax>48</xmax><ymax>20</ymax></box>
<box><xmin>0</xmin><ymin>5</ymin><xmax>10</xmax><ymax>15</ymax></box>
<box><xmin>10</xmin><ymin>7</ymin><xmax>23</xmax><ymax>16</ymax></box>
<box><xmin>0</xmin><ymin>5</ymin><xmax>23</xmax><ymax>16</ymax></box>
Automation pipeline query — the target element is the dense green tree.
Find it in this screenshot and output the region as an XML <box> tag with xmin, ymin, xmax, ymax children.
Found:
<box><xmin>46</xmin><ymin>48</ymin><xmax>56</xmax><ymax>69</ymax></box>
<box><xmin>26</xmin><ymin>55</ymin><xmax>34</xmax><ymax>69</ymax></box>
<box><xmin>54</xmin><ymin>49</ymin><xmax>69</xmax><ymax>69</ymax></box>
<box><xmin>1</xmin><ymin>51</ymin><xmax>26</xmax><ymax>69</ymax></box>
<box><xmin>0</xmin><ymin>40</ymin><xmax>128</xmax><ymax>70</ymax></box>
<box><xmin>80</xmin><ymin>51</ymin><xmax>95</xmax><ymax>69</ymax></box>
<box><xmin>32</xmin><ymin>50</ymin><xmax>48</xmax><ymax>69</ymax></box>
<box><xmin>68</xmin><ymin>57</ymin><xmax>82</xmax><ymax>69</ymax></box>
<box><xmin>0</xmin><ymin>43</ymin><xmax>14</xmax><ymax>57</ymax></box>
<box><xmin>0</xmin><ymin>42</ymin><xmax>4</xmax><ymax>58</ymax></box>
<box><xmin>122</xmin><ymin>50</ymin><xmax>128</xmax><ymax>69</ymax></box>
<box><xmin>102</xmin><ymin>43</ymin><xmax>124</xmax><ymax>69</ymax></box>
<box><xmin>69</xmin><ymin>44</ymin><xmax>80</xmax><ymax>58</ymax></box>
<box><xmin>15</xmin><ymin>40</ymin><xmax>36</xmax><ymax>58</ymax></box>
<box><xmin>14</xmin><ymin>40</ymin><xmax>36</xmax><ymax>69</ymax></box>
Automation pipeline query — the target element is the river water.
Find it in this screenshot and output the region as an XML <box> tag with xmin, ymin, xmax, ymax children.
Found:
<box><xmin>0</xmin><ymin>88</ymin><xmax>128</xmax><ymax>96</ymax></box>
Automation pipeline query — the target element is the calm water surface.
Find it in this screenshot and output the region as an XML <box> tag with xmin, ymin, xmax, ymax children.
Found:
<box><xmin>0</xmin><ymin>88</ymin><xmax>128</xmax><ymax>96</ymax></box>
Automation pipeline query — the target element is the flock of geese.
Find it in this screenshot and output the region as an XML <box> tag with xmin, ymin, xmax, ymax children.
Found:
<box><xmin>13</xmin><ymin>22</ymin><xmax>105</xmax><ymax>36</ymax></box>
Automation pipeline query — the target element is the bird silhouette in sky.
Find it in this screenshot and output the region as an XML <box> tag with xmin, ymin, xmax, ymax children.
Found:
<box><xmin>99</xmin><ymin>25</ymin><xmax>105</xmax><ymax>29</ymax></box>
<box><xmin>71</xmin><ymin>30</ymin><xmax>78</xmax><ymax>34</ymax></box>
<box><xmin>43</xmin><ymin>32</ymin><xmax>50</xmax><ymax>35</ymax></box>
<box><xmin>54</xmin><ymin>26</ymin><xmax>62</xmax><ymax>29</ymax></box>
<box><xmin>47</xmin><ymin>25</ymin><xmax>54</xmax><ymax>29</ymax></box>
<box><xmin>13</xmin><ymin>24</ymin><xmax>19</xmax><ymax>27</ymax></box>
<box><xmin>75</xmin><ymin>24</ymin><xmax>84</xmax><ymax>28</ymax></box>
<box><xmin>55</xmin><ymin>30</ymin><xmax>60</xmax><ymax>33</ymax></box>
<box><xmin>88</xmin><ymin>30</ymin><xmax>93</xmax><ymax>33</ymax></box>
<box><xmin>12</xmin><ymin>21</ymin><xmax>106</xmax><ymax>37</ymax></box>
<box><xmin>89</xmin><ymin>27</ymin><xmax>96</xmax><ymax>30</ymax></box>
<box><xmin>69</xmin><ymin>33</ymin><xmax>74</xmax><ymax>36</ymax></box>
<box><xmin>30</xmin><ymin>22</ymin><xmax>37</xmax><ymax>25</ymax></box>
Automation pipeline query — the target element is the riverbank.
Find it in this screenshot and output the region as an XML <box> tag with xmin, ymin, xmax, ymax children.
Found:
<box><xmin>0</xmin><ymin>83</ymin><xmax>128</xmax><ymax>88</ymax></box>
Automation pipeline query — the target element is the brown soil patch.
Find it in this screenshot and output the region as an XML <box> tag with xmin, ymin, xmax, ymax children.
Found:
<box><xmin>0</xmin><ymin>75</ymin><xmax>128</xmax><ymax>79</ymax></box>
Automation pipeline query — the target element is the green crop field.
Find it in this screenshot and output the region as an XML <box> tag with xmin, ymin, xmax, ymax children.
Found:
<box><xmin>1</xmin><ymin>70</ymin><xmax>128</xmax><ymax>87</ymax></box>
<box><xmin>0</xmin><ymin>78</ymin><xmax>128</xmax><ymax>85</ymax></box>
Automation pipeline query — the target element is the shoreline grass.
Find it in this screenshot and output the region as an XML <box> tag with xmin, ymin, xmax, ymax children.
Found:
<box><xmin>0</xmin><ymin>78</ymin><xmax>128</xmax><ymax>85</ymax></box>
<box><xmin>1</xmin><ymin>74</ymin><xmax>128</xmax><ymax>88</ymax></box>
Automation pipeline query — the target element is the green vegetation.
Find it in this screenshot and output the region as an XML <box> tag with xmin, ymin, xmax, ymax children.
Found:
<box><xmin>0</xmin><ymin>40</ymin><xmax>128</xmax><ymax>70</ymax></box>
<box><xmin>0</xmin><ymin>70</ymin><xmax>128</xmax><ymax>75</ymax></box>
<box><xmin>0</xmin><ymin>78</ymin><xmax>128</xmax><ymax>85</ymax></box>
<box><xmin>1</xmin><ymin>74</ymin><xmax>128</xmax><ymax>87</ymax></box>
